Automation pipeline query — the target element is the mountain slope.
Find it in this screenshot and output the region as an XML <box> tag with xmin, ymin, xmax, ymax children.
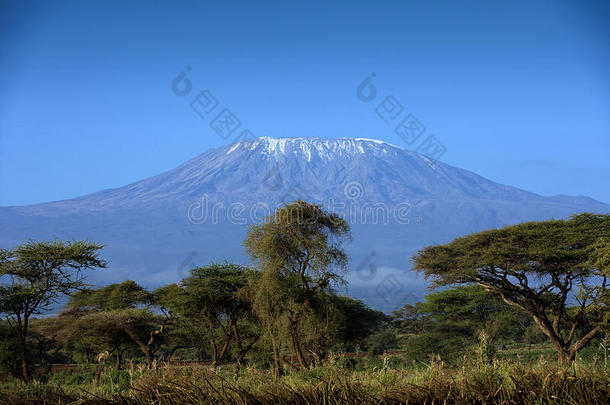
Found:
<box><xmin>1</xmin><ymin>137</ymin><xmax>607</xmax><ymax>311</ymax></box>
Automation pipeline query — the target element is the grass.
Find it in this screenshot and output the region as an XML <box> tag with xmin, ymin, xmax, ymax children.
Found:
<box><xmin>1</xmin><ymin>353</ymin><xmax>610</xmax><ymax>404</ymax></box>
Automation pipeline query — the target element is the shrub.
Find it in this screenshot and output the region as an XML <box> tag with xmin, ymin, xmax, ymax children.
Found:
<box><xmin>366</xmin><ymin>329</ymin><xmax>398</xmax><ymax>355</ymax></box>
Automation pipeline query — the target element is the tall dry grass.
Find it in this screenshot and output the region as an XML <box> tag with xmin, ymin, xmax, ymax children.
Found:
<box><xmin>1</xmin><ymin>355</ymin><xmax>609</xmax><ymax>404</ymax></box>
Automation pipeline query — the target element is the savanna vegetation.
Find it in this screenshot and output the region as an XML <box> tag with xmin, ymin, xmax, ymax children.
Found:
<box><xmin>1</xmin><ymin>201</ymin><xmax>609</xmax><ymax>404</ymax></box>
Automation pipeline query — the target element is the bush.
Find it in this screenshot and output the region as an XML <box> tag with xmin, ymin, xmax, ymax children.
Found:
<box><xmin>0</xmin><ymin>336</ymin><xmax>20</xmax><ymax>378</ymax></box>
<box><xmin>404</xmin><ymin>333</ymin><xmax>467</xmax><ymax>363</ymax></box>
<box><xmin>523</xmin><ymin>324</ymin><xmax>547</xmax><ymax>345</ymax></box>
<box><xmin>366</xmin><ymin>329</ymin><xmax>398</xmax><ymax>355</ymax></box>
<box><xmin>47</xmin><ymin>369</ymin><xmax>97</xmax><ymax>386</ymax></box>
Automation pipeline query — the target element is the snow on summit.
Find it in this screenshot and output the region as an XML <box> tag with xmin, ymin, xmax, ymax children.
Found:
<box><xmin>226</xmin><ymin>137</ymin><xmax>398</xmax><ymax>161</ymax></box>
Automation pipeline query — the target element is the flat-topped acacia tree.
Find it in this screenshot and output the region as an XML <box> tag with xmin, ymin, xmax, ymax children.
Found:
<box><xmin>413</xmin><ymin>213</ymin><xmax>610</xmax><ymax>367</ymax></box>
<box><xmin>64</xmin><ymin>280</ymin><xmax>169</xmax><ymax>369</ymax></box>
<box><xmin>0</xmin><ymin>240</ymin><xmax>106</xmax><ymax>382</ymax></box>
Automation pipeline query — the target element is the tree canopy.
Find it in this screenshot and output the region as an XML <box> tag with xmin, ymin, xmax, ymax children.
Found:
<box><xmin>413</xmin><ymin>213</ymin><xmax>610</xmax><ymax>366</ymax></box>
<box><xmin>0</xmin><ymin>240</ymin><xmax>106</xmax><ymax>381</ymax></box>
<box><xmin>63</xmin><ymin>280</ymin><xmax>168</xmax><ymax>368</ymax></box>
<box><xmin>244</xmin><ymin>201</ymin><xmax>355</xmax><ymax>369</ymax></box>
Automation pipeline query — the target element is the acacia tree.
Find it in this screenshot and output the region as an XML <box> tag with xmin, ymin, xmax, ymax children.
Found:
<box><xmin>0</xmin><ymin>240</ymin><xmax>106</xmax><ymax>382</ymax></box>
<box><xmin>244</xmin><ymin>200</ymin><xmax>351</xmax><ymax>368</ymax></box>
<box><xmin>391</xmin><ymin>302</ymin><xmax>430</xmax><ymax>335</ymax></box>
<box><xmin>66</xmin><ymin>280</ymin><xmax>169</xmax><ymax>368</ymax></box>
<box><xmin>163</xmin><ymin>263</ymin><xmax>259</xmax><ymax>370</ymax></box>
<box><xmin>413</xmin><ymin>213</ymin><xmax>610</xmax><ymax>367</ymax></box>
<box><xmin>52</xmin><ymin>306</ymin><xmax>132</xmax><ymax>368</ymax></box>
<box><xmin>152</xmin><ymin>283</ymin><xmax>201</xmax><ymax>362</ymax></box>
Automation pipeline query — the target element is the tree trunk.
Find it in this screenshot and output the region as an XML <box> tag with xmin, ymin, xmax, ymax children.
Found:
<box><xmin>289</xmin><ymin>319</ymin><xmax>308</xmax><ymax>368</ymax></box>
<box><xmin>211</xmin><ymin>332</ymin><xmax>231</xmax><ymax>369</ymax></box>
<box><xmin>122</xmin><ymin>326</ymin><xmax>157</xmax><ymax>369</ymax></box>
<box><xmin>557</xmin><ymin>349</ymin><xmax>576</xmax><ymax>369</ymax></box>
<box><xmin>547</xmin><ymin>328</ymin><xmax>599</xmax><ymax>369</ymax></box>
<box><xmin>210</xmin><ymin>339</ymin><xmax>218</xmax><ymax>366</ymax></box>
<box><xmin>495</xmin><ymin>291</ymin><xmax>600</xmax><ymax>369</ymax></box>
<box><xmin>144</xmin><ymin>350</ymin><xmax>153</xmax><ymax>368</ymax></box>
<box><xmin>16</xmin><ymin>316</ymin><xmax>30</xmax><ymax>383</ymax></box>
<box><xmin>561</xmin><ymin>326</ymin><xmax>600</xmax><ymax>368</ymax></box>
<box><xmin>20</xmin><ymin>355</ymin><xmax>29</xmax><ymax>383</ymax></box>
<box><xmin>269</xmin><ymin>328</ymin><xmax>282</xmax><ymax>377</ymax></box>
<box><xmin>18</xmin><ymin>330</ymin><xmax>30</xmax><ymax>383</ymax></box>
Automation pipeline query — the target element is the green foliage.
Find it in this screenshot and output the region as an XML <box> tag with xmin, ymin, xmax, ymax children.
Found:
<box><xmin>47</xmin><ymin>368</ymin><xmax>98</xmax><ymax>386</ymax></box>
<box><xmin>588</xmin><ymin>236</ymin><xmax>610</xmax><ymax>273</ymax></box>
<box><xmin>421</xmin><ymin>285</ymin><xmax>503</xmax><ymax>322</ymax></box>
<box><xmin>414</xmin><ymin>213</ymin><xmax>610</xmax><ymax>287</ymax></box>
<box><xmin>0</xmin><ymin>239</ymin><xmax>107</xmax><ymax>318</ymax></box>
<box><xmin>0</xmin><ymin>240</ymin><xmax>107</xmax><ymax>315</ymax></box>
<box><xmin>391</xmin><ymin>302</ymin><xmax>428</xmax><ymax>334</ymax></box>
<box><xmin>523</xmin><ymin>324</ymin><xmax>547</xmax><ymax>345</ymax></box>
<box><xmin>56</xmin><ymin>281</ymin><xmax>168</xmax><ymax>368</ymax></box>
<box><xmin>413</xmin><ymin>213</ymin><xmax>610</xmax><ymax>365</ymax></box>
<box><xmin>244</xmin><ymin>200</ymin><xmax>352</xmax><ymax>300</ymax></box>
<box><xmin>0</xmin><ymin>322</ymin><xmax>20</xmax><ymax>377</ymax></box>
<box><xmin>244</xmin><ymin>201</ymin><xmax>353</xmax><ymax>368</ymax></box>
<box><xmin>367</xmin><ymin>329</ymin><xmax>398</xmax><ymax>355</ymax></box>
<box><xmin>0</xmin><ymin>239</ymin><xmax>106</xmax><ymax>381</ymax></box>
<box><xmin>419</xmin><ymin>285</ymin><xmax>529</xmax><ymax>341</ymax></box>
<box><xmin>393</xmin><ymin>285</ymin><xmax>531</xmax><ymax>366</ymax></box>
<box><xmin>158</xmin><ymin>263</ymin><xmax>260</xmax><ymax>368</ymax></box>
<box><xmin>403</xmin><ymin>332</ymin><xmax>468</xmax><ymax>363</ymax></box>
<box><xmin>70</xmin><ymin>280</ymin><xmax>151</xmax><ymax>310</ymax></box>
<box><xmin>325</xmin><ymin>294</ymin><xmax>386</xmax><ymax>348</ymax></box>
<box><xmin>179</xmin><ymin>263</ymin><xmax>255</xmax><ymax>321</ymax></box>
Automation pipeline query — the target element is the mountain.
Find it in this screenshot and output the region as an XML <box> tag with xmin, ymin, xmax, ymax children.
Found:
<box><xmin>1</xmin><ymin>137</ymin><xmax>608</xmax><ymax>312</ymax></box>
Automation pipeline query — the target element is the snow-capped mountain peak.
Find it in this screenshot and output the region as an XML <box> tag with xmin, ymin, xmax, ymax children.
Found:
<box><xmin>3</xmin><ymin>137</ymin><xmax>607</xmax><ymax>215</ymax></box>
<box><xmin>226</xmin><ymin>136</ymin><xmax>399</xmax><ymax>161</ymax></box>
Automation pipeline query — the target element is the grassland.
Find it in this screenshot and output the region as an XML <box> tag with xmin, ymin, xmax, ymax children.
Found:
<box><xmin>2</xmin><ymin>346</ymin><xmax>609</xmax><ymax>405</ymax></box>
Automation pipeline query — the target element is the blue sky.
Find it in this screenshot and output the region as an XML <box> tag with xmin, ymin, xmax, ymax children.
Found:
<box><xmin>1</xmin><ymin>0</ymin><xmax>609</xmax><ymax>206</ymax></box>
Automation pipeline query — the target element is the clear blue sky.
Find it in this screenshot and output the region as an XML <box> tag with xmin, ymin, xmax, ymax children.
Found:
<box><xmin>1</xmin><ymin>0</ymin><xmax>609</xmax><ymax>206</ymax></box>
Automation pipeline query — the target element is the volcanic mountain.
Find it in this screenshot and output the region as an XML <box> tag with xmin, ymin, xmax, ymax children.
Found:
<box><xmin>1</xmin><ymin>137</ymin><xmax>607</xmax><ymax>311</ymax></box>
